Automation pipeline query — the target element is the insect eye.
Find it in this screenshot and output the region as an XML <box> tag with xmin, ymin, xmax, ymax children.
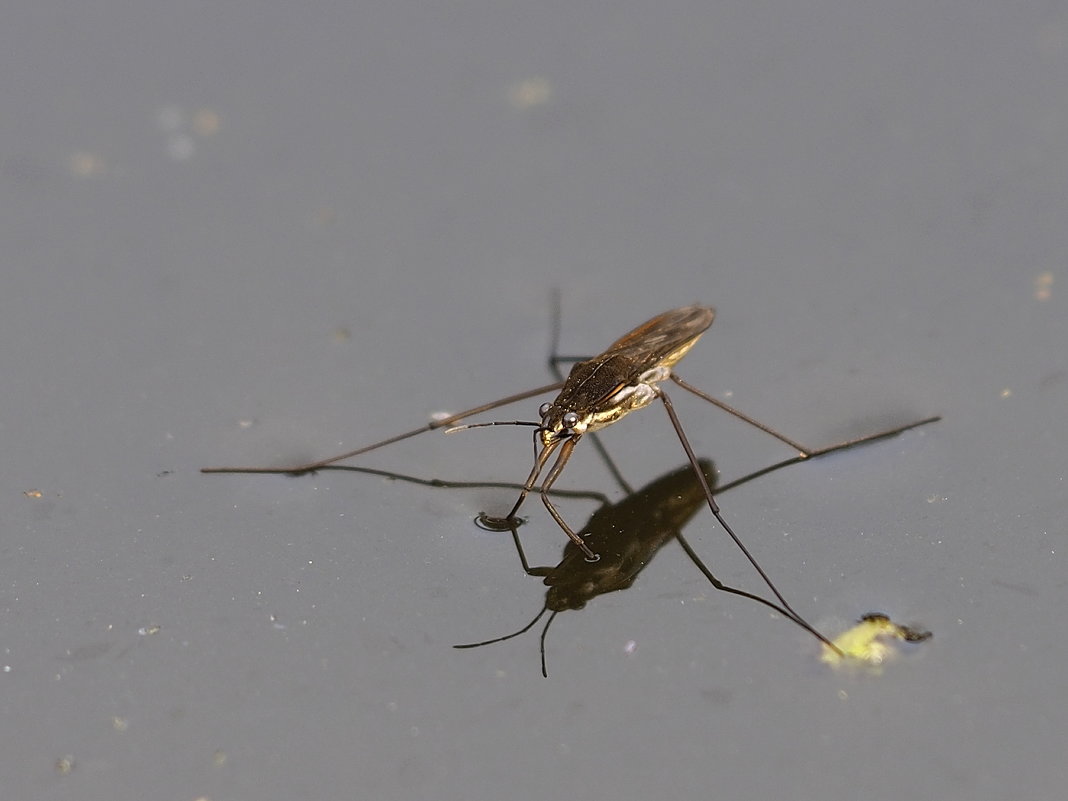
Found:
<box><xmin>539</xmin><ymin>402</ymin><xmax>552</xmax><ymax>417</ymax></box>
<box><xmin>562</xmin><ymin>412</ymin><xmax>579</xmax><ymax>429</ymax></box>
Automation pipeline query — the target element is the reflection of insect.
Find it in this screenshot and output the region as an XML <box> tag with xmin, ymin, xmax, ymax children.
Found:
<box><xmin>456</xmin><ymin>459</ymin><xmax>724</xmax><ymax>676</ymax></box>
<box><xmin>456</xmin><ymin>457</ymin><xmax>934</xmax><ymax>677</ymax></box>
<box><xmin>203</xmin><ymin>300</ymin><xmax>940</xmax><ymax>655</ymax></box>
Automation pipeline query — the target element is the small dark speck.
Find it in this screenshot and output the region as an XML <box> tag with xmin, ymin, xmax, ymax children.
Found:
<box><xmin>1039</xmin><ymin>371</ymin><xmax>1066</xmax><ymax>392</ymax></box>
<box><xmin>992</xmin><ymin>579</ymin><xmax>1040</xmax><ymax>598</ymax></box>
<box><xmin>700</xmin><ymin>686</ymin><xmax>734</xmax><ymax>707</ymax></box>
<box><xmin>57</xmin><ymin>642</ymin><xmax>113</xmax><ymax>662</ymax></box>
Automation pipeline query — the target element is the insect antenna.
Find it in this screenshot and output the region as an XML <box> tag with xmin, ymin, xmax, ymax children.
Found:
<box><xmin>444</xmin><ymin>420</ymin><xmax>541</xmax><ymax>434</ymax></box>
<box><xmin>453</xmin><ymin>607</ymin><xmax>559</xmax><ymax>677</ymax></box>
<box><xmin>537</xmin><ymin>612</ymin><xmax>557</xmax><ymax>678</ymax></box>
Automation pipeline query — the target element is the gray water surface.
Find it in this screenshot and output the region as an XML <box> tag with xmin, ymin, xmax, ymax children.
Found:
<box><xmin>2</xmin><ymin>3</ymin><xmax>1065</xmax><ymax>800</ymax></box>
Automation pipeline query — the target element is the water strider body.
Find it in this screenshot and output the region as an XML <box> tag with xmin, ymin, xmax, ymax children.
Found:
<box><xmin>488</xmin><ymin>305</ymin><xmax>716</xmax><ymax>562</ymax></box>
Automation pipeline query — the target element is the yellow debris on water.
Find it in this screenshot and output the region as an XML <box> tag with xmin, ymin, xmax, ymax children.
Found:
<box><xmin>821</xmin><ymin>613</ymin><xmax>931</xmax><ymax>672</ymax></box>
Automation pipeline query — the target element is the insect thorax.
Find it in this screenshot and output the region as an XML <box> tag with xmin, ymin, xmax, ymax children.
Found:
<box><xmin>543</xmin><ymin>364</ymin><xmax>671</xmax><ymax>437</ymax></box>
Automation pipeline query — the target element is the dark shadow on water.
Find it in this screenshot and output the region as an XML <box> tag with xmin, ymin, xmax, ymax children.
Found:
<box><xmin>312</xmin><ymin>450</ymin><xmax>830</xmax><ymax>676</ymax></box>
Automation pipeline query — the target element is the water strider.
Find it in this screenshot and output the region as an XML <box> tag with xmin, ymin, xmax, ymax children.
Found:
<box><xmin>203</xmin><ymin>299</ymin><xmax>940</xmax><ymax>655</ymax></box>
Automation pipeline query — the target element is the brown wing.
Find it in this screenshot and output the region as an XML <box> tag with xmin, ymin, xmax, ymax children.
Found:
<box><xmin>602</xmin><ymin>305</ymin><xmax>715</xmax><ymax>369</ymax></box>
<box><xmin>548</xmin><ymin>305</ymin><xmax>715</xmax><ymax>420</ymax></box>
